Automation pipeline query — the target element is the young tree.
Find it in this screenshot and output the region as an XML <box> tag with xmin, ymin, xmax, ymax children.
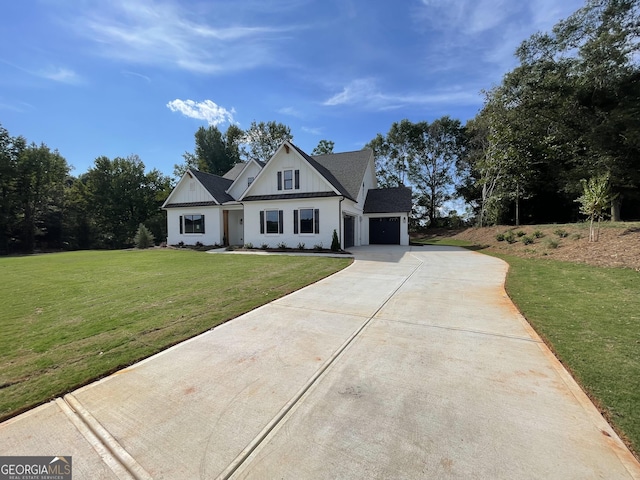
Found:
<box><xmin>576</xmin><ymin>173</ymin><xmax>616</xmax><ymax>242</ymax></box>
<box><xmin>312</xmin><ymin>139</ymin><xmax>335</xmax><ymax>155</ymax></box>
<box><xmin>241</xmin><ymin>121</ymin><xmax>293</xmax><ymax>163</ymax></box>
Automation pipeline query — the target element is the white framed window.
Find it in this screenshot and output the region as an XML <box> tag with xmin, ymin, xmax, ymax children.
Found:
<box><xmin>293</xmin><ymin>208</ymin><xmax>320</xmax><ymax>234</ymax></box>
<box><xmin>248</xmin><ymin>176</ymin><xmax>255</xmax><ymax>187</ymax></box>
<box><xmin>277</xmin><ymin>169</ymin><xmax>300</xmax><ymax>191</ymax></box>
<box><xmin>260</xmin><ymin>210</ymin><xmax>283</xmax><ymax>234</ymax></box>
<box><xmin>180</xmin><ymin>214</ymin><xmax>205</xmax><ymax>234</ymax></box>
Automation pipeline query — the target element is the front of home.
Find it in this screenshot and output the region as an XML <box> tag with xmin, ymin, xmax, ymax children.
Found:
<box><xmin>162</xmin><ymin>141</ymin><xmax>412</xmax><ymax>249</ymax></box>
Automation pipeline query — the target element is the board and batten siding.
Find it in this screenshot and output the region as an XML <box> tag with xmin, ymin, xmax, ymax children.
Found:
<box><xmin>166</xmin><ymin>207</ymin><xmax>222</xmax><ymax>246</ymax></box>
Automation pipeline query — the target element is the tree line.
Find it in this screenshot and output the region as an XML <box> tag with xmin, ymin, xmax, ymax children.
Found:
<box><xmin>2</xmin><ymin>0</ymin><xmax>636</xmax><ymax>253</ymax></box>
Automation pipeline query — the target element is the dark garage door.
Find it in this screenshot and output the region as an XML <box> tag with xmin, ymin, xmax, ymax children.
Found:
<box><xmin>369</xmin><ymin>217</ymin><xmax>400</xmax><ymax>244</ymax></box>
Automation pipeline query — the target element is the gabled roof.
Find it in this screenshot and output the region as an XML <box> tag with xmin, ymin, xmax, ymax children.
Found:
<box><xmin>222</xmin><ymin>162</ymin><xmax>246</xmax><ymax>180</ymax></box>
<box><xmin>312</xmin><ymin>150</ymin><xmax>372</xmax><ymax>201</ymax></box>
<box><xmin>190</xmin><ymin>170</ymin><xmax>235</xmax><ymax>203</ymax></box>
<box><xmin>364</xmin><ymin>187</ymin><xmax>413</xmax><ymax>214</ymax></box>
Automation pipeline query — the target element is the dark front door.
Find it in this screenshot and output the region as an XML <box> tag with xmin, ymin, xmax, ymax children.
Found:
<box><xmin>344</xmin><ymin>216</ymin><xmax>355</xmax><ymax>248</ymax></box>
<box><xmin>369</xmin><ymin>217</ymin><xmax>400</xmax><ymax>244</ymax></box>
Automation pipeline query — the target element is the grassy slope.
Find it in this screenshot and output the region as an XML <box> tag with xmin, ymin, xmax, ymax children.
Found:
<box><xmin>415</xmin><ymin>235</ymin><xmax>640</xmax><ymax>456</ymax></box>
<box><xmin>0</xmin><ymin>249</ymin><xmax>351</xmax><ymax>420</ymax></box>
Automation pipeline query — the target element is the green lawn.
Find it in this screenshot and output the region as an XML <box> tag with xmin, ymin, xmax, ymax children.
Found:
<box><xmin>414</xmin><ymin>237</ymin><xmax>640</xmax><ymax>456</ymax></box>
<box><xmin>0</xmin><ymin>249</ymin><xmax>351</xmax><ymax>421</ymax></box>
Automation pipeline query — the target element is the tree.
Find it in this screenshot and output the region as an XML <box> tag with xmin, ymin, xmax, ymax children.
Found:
<box><xmin>576</xmin><ymin>173</ymin><xmax>616</xmax><ymax>242</ymax></box>
<box><xmin>409</xmin><ymin>117</ymin><xmax>465</xmax><ymax>227</ymax></box>
<box><xmin>85</xmin><ymin>155</ymin><xmax>171</xmax><ymax>249</ymax></box>
<box><xmin>366</xmin><ymin>120</ymin><xmax>417</xmax><ymax>187</ymax></box>
<box><xmin>0</xmin><ymin>125</ymin><xmax>23</xmax><ymax>254</ymax></box>
<box><xmin>134</xmin><ymin>223</ymin><xmax>155</xmax><ymax>248</ymax></box>
<box><xmin>312</xmin><ymin>139</ymin><xmax>335</xmax><ymax>155</ymax></box>
<box><xmin>241</xmin><ymin>121</ymin><xmax>293</xmax><ymax>162</ymax></box>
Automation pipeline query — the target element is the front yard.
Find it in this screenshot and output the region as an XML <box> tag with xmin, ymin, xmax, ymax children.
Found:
<box><xmin>0</xmin><ymin>249</ymin><xmax>351</xmax><ymax>421</ymax></box>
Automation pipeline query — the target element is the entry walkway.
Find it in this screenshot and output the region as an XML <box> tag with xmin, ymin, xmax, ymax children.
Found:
<box><xmin>1</xmin><ymin>246</ymin><xmax>639</xmax><ymax>479</ymax></box>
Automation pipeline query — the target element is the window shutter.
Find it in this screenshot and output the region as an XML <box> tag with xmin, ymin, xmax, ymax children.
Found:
<box><xmin>277</xmin><ymin>171</ymin><xmax>282</xmax><ymax>190</ymax></box>
<box><xmin>279</xmin><ymin>210</ymin><xmax>284</xmax><ymax>234</ymax></box>
<box><xmin>314</xmin><ymin>209</ymin><xmax>320</xmax><ymax>234</ymax></box>
<box><xmin>294</xmin><ymin>170</ymin><xmax>300</xmax><ymax>189</ymax></box>
<box><xmin>260</xmin><ymin>211</ymin><xmax>264</xmax><ymax>234</ymax></box>
<box><xmin>201</xmin><ymin>215</ymin><xmax>205</xmax><ymax>234</ymax></box>
<box><xmin>179</xmin><ymin>216</ymin><xmax>183</xmax><ymax>234</ymax></box>
<box><xmin>293</xmin><ymin>210</ymin><xmax>298</xmax><ymax>234</ymax></box>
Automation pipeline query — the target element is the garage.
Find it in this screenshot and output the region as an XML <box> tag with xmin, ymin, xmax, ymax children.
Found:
<box><xmin>369</xmin><ymin>217</ymin><xmax>400</xmax><ymax>244</ymax></box>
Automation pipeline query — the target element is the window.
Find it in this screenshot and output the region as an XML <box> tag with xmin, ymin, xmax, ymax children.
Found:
<box><xmin>277</xmin><ymin>169</ymin><xmax>300</xmax><ymax>191</ymax></box>
<box><xmin>260</xmin><ymin>210</ymin><xmax>283</xmax><ymax>234</ymax></box>
<box><xmin>181</xmin><ymin>214</ymin><xmax>205</xmax><ymax>234</ymax></box>
<box><xmin>247</xmin><ymin>176</ymin><xmax>255</xmax><ymax>187</ymax></box>
<box><xmin>293</xmin><ymin>208</ymin><xmax>320</xmax><ymax>234</ymax></box>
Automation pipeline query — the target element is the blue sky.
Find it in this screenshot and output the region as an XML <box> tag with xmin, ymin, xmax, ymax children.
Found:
<box><xmin>1</xmin><ymin>0</ymin><xmax>585</xmax><ymax>178</ymax></box>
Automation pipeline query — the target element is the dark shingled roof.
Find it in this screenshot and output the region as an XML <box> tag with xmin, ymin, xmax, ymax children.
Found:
<box><xmin>190</xmin><ymin>169</ymin><xmax>235</xmax><ymax>203</ymax></box>
<box><xmin>312</xmin><ymin>149</ymin><xmax>373</xmax><ymax>201</ymax></box>
<box><xmin>289</xmin><ymin>144</ymin><xmax>353</xmax><ymax>199</ymax></box>
<box><xmin>164</xmin><ymin>201</ymin><xmax>220</xmax><ymax>208</ymax></box>
<box><xmin>364</xmin><ymin>187</ymin><xmax>413</xmax><ymax>214</ymax></box>
<box><xmin>243</xmin><ymin>191</ymin><xmax>337</xmax><ymax>202</ymax></box>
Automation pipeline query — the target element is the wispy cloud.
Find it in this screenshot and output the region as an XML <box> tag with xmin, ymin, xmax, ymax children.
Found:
<box><xmin>301</xmin><ymin>126</ymin><xmax>323</xmax><ymax>135</ymax></box>
<box><xmin>277</xmin><ymin>106</ymin><xmax>304</xmax><ymax>118</ymax></box>
<box><xmin>0</xmin><ymin>59</ymin><xmax>82</xmax><ymax>85</ymax></box>
<box><xmin>323</xmin><ymin>78</ymin><xmax>478</xmax><ymax>110</ymax></box>
<box><xmin>69</xmin><ymin>0</ymin><xmax>295</xmax><ymax>74</ymax></box>
<box><xmin>122</xmin><ymin>70</ymin><xmax>151</xmax><ymax>83</ymax></box>
<box><xmin>167</xmin><ymin>99</ymin><xmax>235</xmax><ymax>126</ymax></box>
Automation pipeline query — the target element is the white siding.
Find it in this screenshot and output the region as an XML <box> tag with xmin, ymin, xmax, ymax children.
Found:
<box><xmin>166</xmin><ymin>207</ymin><xmax>223</xmax><ymax>245</ymax></box>
<box><xmin>243</xmin><ymin>197</ymin><xmax>341</xmax><ymax>249</ymax></box>
<box><xmin>167</xmin><ymin>176</ymin><xmax>216</xmax><ymax>205</ymax></box>
<box><xmin>243</xmin><ymin>148</ymin><xmax>336</xmax><ymax>198</ymax></box>
<box><xmin>227</xmin><ymin>162</ymin><xmax>262</xmax><ymax>200</ymax></box>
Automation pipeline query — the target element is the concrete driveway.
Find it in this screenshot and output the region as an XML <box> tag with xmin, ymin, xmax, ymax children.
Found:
<box><xmin>2</xmin><ymin>246</ymin><xmax>639</xmax><ymax>479</ymax></box>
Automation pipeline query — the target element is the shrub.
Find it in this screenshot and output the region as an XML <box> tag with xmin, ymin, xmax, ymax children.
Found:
<box><xmin>533</xmin><ymin>230</ymin><xmax>544</xmax><ymax>238</ymax></box>
<box><xmin>260</xmin><ymin>243</ymin><xmax>269</xmax><ymax>250</ymax></box>
<box><xmin>546</xmin><ymin>239</ymin><xmax>559</xmax><ymax>249</ymax></box>
<box><xmin>571</xmin><ymin>233</ymin><xmax>583</xmax><ymax>240</ymax></box>
<box><xmin>504</xmin><ymin>231</ymin><xmax>517</xmax><ymax>244</ymax></box>
<box><xmin>314</xmin><ymin>242</ymin><xmax>323</xmax><ymax>251</ymax></box>
<box><xmin>516</xmin><ymin>230</ymin><xmax>526</xmax><ymax>237</ymax></box>
<box><xmin>195</xmin><ymin>241</ymin><xmax>203</xmax><ymax>247</ymax></box>
<box><xmin>277</xmin><ymin>242</ymin><xmax>287</xmax><ymax>250</ymax></box>
<box><xmin>522</xmin><ymin>236</ymin><xmax>534</xmax><ymax>245</ymax></box>
<box><xmin>554</xmin><ymin>228</ymin><xmax>568</xmax><ymax>238</ymax></box>
<box><xmin>134</xmin><ymin>223</ymin><xmax>155</xmax><ymax>249</ymax></box>
<box><xmin>243</xmin><ymin>242</ymin><xmax>254</xmax><ymax>249</ymax></box>
<box><xmin>297</xmin><ymin>242</ymin><xmax>305</xmax><ymax>250</ymax></box>
<box><xmin>331</xmin><ymin>230</ymin><xmax>340</xmax><ymax>251</ymax></box>
<box><xmin>495</xmin><ymin>233</ymin><xmax>505</xmax><ymax>242</ymax></box>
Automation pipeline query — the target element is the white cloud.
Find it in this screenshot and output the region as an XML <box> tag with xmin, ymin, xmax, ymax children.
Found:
<box><xmin>69</xmin><ymin>0</ymin><xmax>295</xmax><ymax>74</ymax></box>
<box><xmin>301</xmin><ymin>126</ymin><xmax>322</xmax><ymax>135</ymax></box>
<box><xmin>323</xmin><ymin>78</ymin><xmax>479</xmax><ymax>110</ymax></box>
<box><xmin>39</xmin><ymin>67</ymin><xmax>82</xmax><ymax>84</ymax></box>
<box><xmin>167</xmin><ymin>99</ymin><xmax>235</xmax><ymax>126</ymax></box>
<box><xmin>277</xmin><ymin>106</ymin><xmax>304</xmax><ymax>118</ymax></box>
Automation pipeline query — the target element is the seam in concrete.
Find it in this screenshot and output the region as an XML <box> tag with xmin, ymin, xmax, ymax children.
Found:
<box><xmin>379</xmin><ymin>318</ymin><xmax>544</xmax><ymax>343</ymax></box>
<box><xmin>62</xmin><ymin>395</ymin><xmax>153</xmax><ymax>480</ymax></box>
<box><xmin>215</xmin><ymin>256</ymin><xmax>425</xmax><ymax>480</ymax></box>
<box><xmin>55</xmin><ymin>398</ymin><xmax>136</xmax><ymax>480</ymax></box>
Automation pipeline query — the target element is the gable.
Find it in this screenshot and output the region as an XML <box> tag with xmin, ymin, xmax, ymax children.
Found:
<box><xmin>240</xmin><ymin>143</ymin><xmax>339</xmax><ymax>201</ymax></box>
<box><xmin>162</xmin><ymin>169</ymin><xmax>233</xmax><ymax>208</ymax></box>
<box><xmin>227</xmin><ymin>160</ymin><xmax>263</xmax><ymax>200</ymax></box>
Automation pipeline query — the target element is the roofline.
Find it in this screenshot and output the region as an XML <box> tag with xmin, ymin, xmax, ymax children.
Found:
<box><xmin>224</xmin><ymin>159</ymin><xmax>262</xmax><ymax>194</ymax></box>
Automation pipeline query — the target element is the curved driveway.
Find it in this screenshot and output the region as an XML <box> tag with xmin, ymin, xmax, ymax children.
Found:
<box><xmin>2</xmin><ymin>246</ymin><xmax>639</xmax><ymax>479</ymax></box>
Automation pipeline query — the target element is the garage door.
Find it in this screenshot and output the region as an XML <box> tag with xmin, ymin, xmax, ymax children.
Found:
<box><xmin>369</xmin><ymin>217</ymin><xmax>400</xmax><ymax>244</ymax></box>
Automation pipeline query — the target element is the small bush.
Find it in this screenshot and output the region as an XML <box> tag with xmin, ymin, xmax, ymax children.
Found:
<box><xmin>260</xmin><ymin>243</ymin><xmax>269</xmax><ymax>250</ymax></box>
<box><xmin>314</xmin><ymin>242</ymin><xmax>323</xmax><ymax>251</ymax></box>
<box><xmin>277</xmin><ymin>242</ymin><xmax>287</xmax><ymax>250</ymax></box>
<box><xmin>522</xmin><ymin>236</ymin><xmax>534</xmax><ymax>245</ymax></box>
<box><xmin>533</xmin><ymin>230</ymin><xmax>544</xmax><ymax>238</ymax></box>
<box><xmin>554</xmin><ymin>228</ymin><xmax>568</xmax><ymax>238</ymax></box>
<box><xmin>243</xmin><ymin>242</ymin><xmax>254</xmax><ymax>249</ymax></box>
<box><xmin>504</xmin><ymin>231</ymin><xmax>517</xmax><ymax>244</ymax></box>
<box><xmin>195</xmin><ymin>241</ymin><xmax>203</xmax><ymax>247</ymax></box>
<box><xmin>134</xmin><ymin>223</ymin><xmax>155</xmax><ymax>249</ymax></box>
<box><xmin>546</xmin><ymin>239</ymin><xmax>559</xmax><ymax>249</ymax></box>
<box><xmin>331</xmin><ymin>230</ymin><xmax>340</xmax><ymax>251</ymax></box>
<box><xmin>495</xmin><ymin>233</ymin><xmax>505</xmax><ymax>242</ymax></box>
<box><xmin>516</xmin><ymin>230</ymin><xmax>526</xmax><ymax>237</ymax></box>
<box><xmin>297</xmin><ymin>242</ymin><xmax>305</xmax><ymax>250</ymax></box>
<box><xmin>571</xmin><ymin>233</ymin><xmax>583</xmax><ymax>240</ymax></box>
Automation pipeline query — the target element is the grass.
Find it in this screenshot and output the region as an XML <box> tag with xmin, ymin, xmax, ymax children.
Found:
<box><xmin>414</xmin><ymin>235</ymin><xmax>640</xmax><ymax>456</ymax></box>
<box><xmin>0</xmin><ymin>249</ymin><xmax>351</xmax><ymax>420</ymax></box>
<box><xmin>497</xmin><ymin>254</ymin><xmax>640</xmax><ymax>455</ymax></box>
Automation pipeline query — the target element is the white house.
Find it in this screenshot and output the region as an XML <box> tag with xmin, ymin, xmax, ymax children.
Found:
<box><xmin>162</xmin><ymin>141</ymin><xmax>412</xmax><ymax>249</ymax></box>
